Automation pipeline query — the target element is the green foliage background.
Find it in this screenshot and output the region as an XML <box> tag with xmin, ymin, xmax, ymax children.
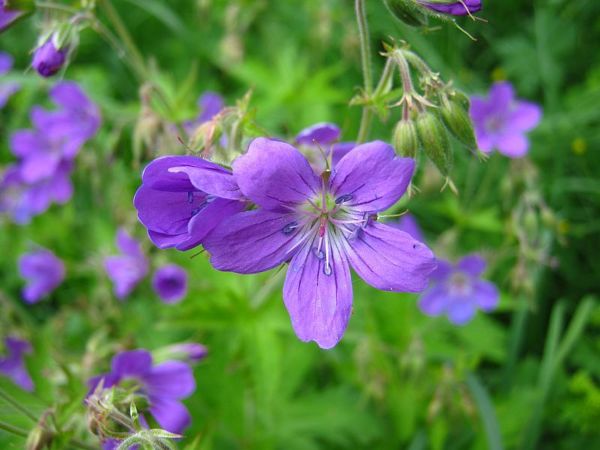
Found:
<box><xmin>1</xmin><ymin>0</ymin><xmax>600</xmax><ymax>449</ymax></box>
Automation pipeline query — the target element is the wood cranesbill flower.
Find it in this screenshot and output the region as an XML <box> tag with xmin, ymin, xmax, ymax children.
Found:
<box><xmin>204</xmin><ymin>138</ymin><xmax>437</xmax><ymax>349</ymax></box>
<box><xmin>182</xmin><ymin>91</ymin><xmax>225</xmax><ymax>135</ymax></box>
<box><xmin>134</xmin><ymin>155</ymin><xmax>245</xmax><ymax>251</ymax></box>
<box><xmin>0</xmin><ymin>336</ymin><xmax>34</xmax><ymax>391</ymax></box>
<box><xmin>418</xmin><ymin>0</ymin><xmax>482</xmax><ymax>16</ymax></box>
<box><xmin>295</xmin><ymin>122</ymin><xmax>355</xmax><ymax>174</ymax></box>
<box><xmin>88</xmin><ymin>349</ymin><xmax>196</xmax><ymax>435</ymax></box>
<box><xmin>31</xmin><ymin>33</ymin><xmax>69</xmax><ymax>77</ymax></box>
<box><xmin>152</xmin><ymin>264</ymin><xmax>188</xmax><ymax>304</ymax></box>
<box><xmin>18</xmin><ymin>247</ymin><xmax>65</xmax><ymax>304</ymax></box>
<box><xmin>104</xmin><ymin>229</ymin><xmax>149</xmax><ymax>300</ymax></box>
<box><xmin>470</xmin><ymin>81</ymin><xmax>542</xmax><ymax>158</ymax></box>
<box><xmin>419</xmin><ymin>254</ymin><xmax>498</xmax><ymax>324</ymax></box>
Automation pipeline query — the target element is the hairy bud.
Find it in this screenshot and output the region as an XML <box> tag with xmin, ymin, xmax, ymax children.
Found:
<box><xmin>416</xmin><ymin>111</ymin><xmax>452</xmax><ymax>176</ymax></box>
<box><xmin>440</xmin><ymin>98</ymin><xmax>477</xmax><ymax>150</ymax></box>
<box><xmin>392</xmin><ymin>119</ymin><xmax>419</xmax><ymax>158</ymax></box>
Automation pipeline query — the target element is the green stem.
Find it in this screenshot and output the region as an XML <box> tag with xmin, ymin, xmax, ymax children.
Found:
<box><xmin>372</xmin><ymin>57</ymin><xmax>395</xmax><ymax>98</ymax></box>
<box><xmin>35</xmin><ymin>1</ymin><xmax>79</xmax><ymax>14</ymax></box>
<box><xmin>0</xmin><ymin>386</ymin><xmax>38</xmax><ymax>423</ymax></box>
<box><xmin>0</xmin><ymin>419</ymin><xmax>28</xmax><ymax>438</ymax></box>
<box><xmin>355</xmin><ymin>0</ymin><xmax>373</xmax><ymax>143</ymax></box>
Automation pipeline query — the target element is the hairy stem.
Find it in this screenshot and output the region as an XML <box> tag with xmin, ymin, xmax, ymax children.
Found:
<box><xmin>355</xmin><ymin>0</ymin><xmax>373</xmax><ymax>143</ymax></box>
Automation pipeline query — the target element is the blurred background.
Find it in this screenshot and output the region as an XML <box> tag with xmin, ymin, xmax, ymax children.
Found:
<box><xmin>1</xmin><ymin>0</ymin><xmax>599</xmax><ymax>449</ymax></box>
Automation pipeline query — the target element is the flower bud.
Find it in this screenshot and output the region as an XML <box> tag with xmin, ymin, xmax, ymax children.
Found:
<box><xmin>392</xmin><ymin>119</ymin><xmax>419</xmax><ymax>158</ymax></box>
<box><xmin>383</xmin><ymin>0</ymin><xmax>428</xmax><ymax>27</ymax></box>
<box><xmin>1</xmin><ymin>0</ymin><xmax>33</xmax><ymax>33</ymax></box>
<box><xmin>440</xmin><ymin>98</ymin><xmax>477</xmax><ymax>150</ymax></box>
<box><xmin>32</xmin><ymin>33</ymin><xmax>68</xmax><ymax>77</ymax></box>
<box><xmin>416</xmin><ymin>111</ymin><xmax>452</xmax><ymax>176</ymax></box>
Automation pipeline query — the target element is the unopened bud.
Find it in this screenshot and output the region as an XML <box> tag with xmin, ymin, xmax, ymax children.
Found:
<box><xmin>416</xmin><ymin>111</ymin><xmax>452</xmax><ymax>176</ymax></box>
<box><xmin>383</xmin><ymin>0</ymin><xmax>428</xmax><ymax>27</ymax></box>
<box><xmin>31</xmin><ymin>29</ymin><xmax>72</xmax><ymax>77</ymax></box>
<box><xmin>440</xmin><ymin>98</ymin><xmax>477</xmax><ymax>150</ymax></box>
<box><xmin>392</xmin><ymin>119</ymin><xmax>419</xmax><ymax>158</ymax></box>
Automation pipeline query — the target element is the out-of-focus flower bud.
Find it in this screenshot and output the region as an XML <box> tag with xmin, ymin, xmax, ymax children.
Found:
<box><xmin>0</xmin><ymin>0</ymin><xmax>33</xmax><ymax>33</ymax></box>
<box><xmin>416</xmin><ymin>111</ymin><xmax>452</xmax><ymax>176</ymax></box>
<box><xmin>440</xmin><ymin>97</ymin><xmax>477</xmax><ymax>150</ymax></box>
<box><xmin>25</xmin><ymin>411</ymin><xmax>54</xmax><ymax>450</ymax></box>
<box><xmin>383</xmin><ymin>0</ymin><xmax>428</xmax><ymax>27</ymax></box>
<box><xmin>392</xmin><ymin>119</ymin><xmax>419</xmax><ymax>158</ymax></box>
<box><xmin>32</xmin><ymin>32</ymin><xmax>69</xmax><ymax>77</ymax></box>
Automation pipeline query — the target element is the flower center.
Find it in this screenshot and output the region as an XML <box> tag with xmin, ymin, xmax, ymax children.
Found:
<box><xmin>448</xmin><ymin>272</ymin><xmax>472</xmax><ymax>296</ymax></box>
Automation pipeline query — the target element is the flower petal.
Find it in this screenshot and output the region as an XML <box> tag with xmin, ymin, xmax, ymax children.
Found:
<box><xmin>447</xmin><ymin>301</ymin><xmax>476</xmax><ymax>325</ymax></box>
<box><xmin>168</xmin><ymin>165</ymin><xmax>242</xmax><ymax>200</ymax></box>
<box><xmin>283</xmin><ymin>235</ymin><xmax>353</xmax><ymax>349</ymax></box>
<box><xmin>496</xmin><ymin>133</ymin><xmax>529</xmax><ymax>158</ymax></box>
<box><xmin>20</xmin><ymin>153</ymin><xmax>61</xmax><ymax>184</ymax></box>
<box><xmin>418</xmin><ymin>285</ymin><xmax>448</xmax><ymax>316</ymax></box>
<box><xmin>116</xmin><ymin>229</ymin><xmax>144</xmax><ymax>258</ymax></box>
<box><xmin>331</xmin><ymin>142</ymin><xmax>356</xmax><ymax>167</ymax></box>
<box><xmin>233</xmin><ymin>137</ymin><xmax>320</xmax><ymax>211</ymax></box>
<box><xmin>489</xmin><ymin>82</ymin><xmax>515</xmax><ymax>111</ymax></box>
<box><xmin>141</xmin><ymin>156</ymin><xmax>208</xmax><ymax>192</ymax></box>
<box><xmin>344</xmin><ymin>222</ymin><xmax>436</xmax><ymax>292</ymax></box>
<box><xmin>111</xmin><ymin>350</ymin><xmax>153</xmax><ymax>377</ymax></box>
<box><xmin>472</xmin><ymin>280</ymin><xmax>499</xmax><ymax>311</ymax></box>
<box><xmin>148</xmin><ymin>397</ymin><xmax>191</xmax><ymax>435</ymax></box>
<box><xmin>145</xmin><ymin>361</ymin><xmax>195</xmax><ymax>398</ymax></box>
<box><xmin>329</xmin><ymin>141</ymin><xmax>414</xmax><ymax>212</ymax></box>
<box><xmin>296</xmin><ymin>122</ymin><xmax>341</xmax><ymax>146</ymax></box>
<box><xmin>203</xmin><ymin>209</ymin><xmax>301</xmax><ymax>274</ymax></box>
<box><xmin>510</xmin><ymin>101</ymin><xmax>542</xmax><ymax>131</ymax></box>
<box><xmin>457</xmin><ymin>254</ymin><xmax>486</xmax><ymax>277</ymax></box>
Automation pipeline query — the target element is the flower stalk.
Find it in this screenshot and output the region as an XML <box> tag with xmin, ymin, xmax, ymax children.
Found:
<box><xmin>355</xmin><ymin>0</ymin><xmax>373</xmax><ymax>143</ymax></box>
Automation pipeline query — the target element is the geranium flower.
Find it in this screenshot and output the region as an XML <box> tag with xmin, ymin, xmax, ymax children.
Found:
<box><xmin>204</xmin><ymin>138</ymin><xmax>436</xmax><ymax>348</ymax></box>
<box><xmin>152</xmin><ymin>264</ymin><xmax>187</xmax><ymax>304</ymax></box>
<box><xmin>0</xmin><ymin>337</ymin><xmax>34</xmax><ymax>391</ymax></box>
<box><xmin>134</xmin><ymin>155</ymin><xmax>245</xmax><ymax>250</ymax></box>
<box><xmin>418</xmin><ymin>0</ymin><xmax>482</xmax><ymax>16</ymax></box>
<box><xmin>88</xmin><ymin>349</ymin><xmax>196</xmax><ymax>435</ymax></box>
<box><xmin>18</xmin><ymin>247</ymin><xmax>65</xmax><ymax>304</ymax></box>
<box><xmin>470</xmin><ymin>81</ymin><xmax>542</xmax><ymax>158</ymax></box>
<box><xmin>419</xmin><ymin>254</ymin><xmax>498</xmax><ymax>324</ymax></box>
<box><xmin>32</xmin><ymin>34</ymin><xmax>68</xmax><ymax>77</ymax></box>
<box><xmin>104</xmin><ymin>229</ymin><xmax>149</xmax><ymax>300</ymax></box>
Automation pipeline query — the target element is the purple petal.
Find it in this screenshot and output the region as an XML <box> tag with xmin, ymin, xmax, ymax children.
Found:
<box><xmin>0</xmin><ymin>52</ymin><xmax>13</xmax><ymax>73</ymax></box>
<box><xmin>141</xmin><ymin>156</ymin><xmax>211</xmax><ymax>192</ymax></box>
<box><xmin>104</xmin><ymin>253</ymin><xmax>148</xmax><ymax>300</ymax></box>
<box><xmin>203</xmin><ymin>209</ymin><xmax>300</xmax><ymax>274</ymax></box>
<box><xmin>283</xmin><ymin>236</ymin><xmax>353</xmax><ymax>349</ymax></box>
<box><xmin>145</xmin><ymin>361</ymin><xmax>195</xmax><ymax>398</ymax></box>
<box><xmin>489</xmin><ymin>82</ymin><xmax>515</xmax><ymax>111</ymax></box>
<box><xmin>447</xmin><ymin>301</ymin><xmax>476</xmax><ymax>325</ymax></box>
<box><xmin>197</xmin><ymin>91</ymin><xmax>224</xmax><ymax>123</ymax></box>
<box><xmin>50</xmin><ymin>81</ymin><xmax>92</xmax><ymax>111</ymax></box>
<box><xmin>420</xmin><ymin>0</ymin><xmax>482</xmax><ymax>16</ymax></box>
<box><xmin>331</xmin><ymin>142</ymin><xmax>356</xmax><ymax>167</ymax></box>
<box><xmin>148</xmin><ymin>397</ymin><xmax>191</xmax><ymax>435</ymax></box>
<box><xmin>329</xmin><ymin>141</ymin><xmax>414</xmax><ymax>213</ymax></box>
<box><xmin>496</xmin><ymin>133</ymin><xmax>529</xmax><ymax>158</ymax></box>
<box><xmin>0</xmin><ymin>337</ymin><xmax>34</xmax><ymax>391</ymax></box>
<box><xmin>31</xmin><ymin>38</ymin><xmax>67</xmax><ymax>78</ymax></box>
<box><xmin>168</xmin><ymin>164</ymin><xmax>241</xmax><ymax>200</ymax></box>
<box><xmin>457</xmin><ymin>254</ymin><xmax>486</xmax><ymax>277</ymax></box>
<box><xmin>19</xmin><ymin>153</ymin><xmax>61</xmax><ymax>184</ymax></box>
<box><xmin>296</xmin><ymin>122</ymin><xmax>341</xmax><ymax>146</ymax></box>
<box><xmin>0</xmin><ymin>82</ymin><xmax>20</xmax><ymax>108</ymax></box>
<box><xmin>9</xmin><ymin>130</ymin><xmax>41</xmax><ymax>158</ymax></box>
<box><xmin>147</xmin><ymin>230</ymin><xmax>188</xmax><ymax>249</ymax></box>
<box><xmin>475</xmin><ymin>128</ymin><xmax>494</xmax><ymax>152</ymax></box>
<box><xmin>472</xmin><ymin>280</ymin><xmax>499</xmax><ymax>311</ymax></box>
<box><xmin>111</xmin><ymin>350</ymin><xmax>153</xmax><ymax>377</ymax></box>
<box><xmin>510</xmin><ymin>101</ymin><xmax>542</xmax><ymax>131</ymax></box>
<box><xmin>418</xmin><ymin>285</ymin><xmax>449</xmax><ymax>316</ymax></box>
<box><xmin>343</xmin><ymin>223</ymin><xmax>436</xmax><ymax>292</ymax></box>
<box><xmin>389</xmin><ymin>213</ymin><xmax>425</xmax><ymax>243</ymax></box>
<box><xmin>152</xmin><ymin>265</ymin><xmax>188</xmax><ymax>303</ymax></box>
<box><xmin>430</xmin><ymin>259</ymin><xmax>453</xmax><ymax>281</ymax></box>
<box><xmin>116</xmin><ymin>229</ymin><xmax>144</xmax><ymax>258</ymax></box>
<box><xmin>18</xmin><ymin>249</ymin><xmax>65</xmax><ymax>304</ymax></box>
<box><xmin>87</xmin><ymin>372</ymin><xmax>120</xmax><ymax>393</ymax></box>
<box><xmin>233</xmin><ymin>138</ymin><xmax>320</xmax><ymax>211</ymax></box>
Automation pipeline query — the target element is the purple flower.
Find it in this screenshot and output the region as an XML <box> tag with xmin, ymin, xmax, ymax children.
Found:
<box><xmin>391</xmin><ymin>213</ymin><xmax>425</xmax><ymax>243</ymax></box>
<box><xmin>104</xmin><ymin>229</ymin><xmax>149</xmax><ymax>300</ymax></box>
<box><xmin>152</xmin><ymin>264</ymin><xmax>187</xmax><ymax>304</ymax></box>
<box><xmin>133</xmin><ymin>155</ymin><xmax>245</xmax><ymax>251</ymax></box>
<box><xmin>31</xmin><ymin>35</ymin><xmax>68</xmax><ymax>77</ymax></box>
<box><xmin>0</xmin><ymin>337</ymin><xmax>34</xmax><ymax>391</ymax></box>
<box><xmin>0</xmin><ymin>161</ymin><xmax>73</xmax><ymax>224</ymax></box>
<box><xmin>164</xmin><ymin>343</ymin><xmax>208</xmax><ymax>362</ymax></box>
<box><xmin>295</xmin><ymin>122</ymin><xmax>356</xmax><ymax>174</ymax></box>
<box><xmin>18</xmin><ymin>247</ymin><xmax>65</xmax><ymax>304</ymax></box>
<box><xmin>470</xmin><ymin>81</ymin><xmax>542</xmax><ymax>158</ymax></box>
<box><xmin>88</xmin><ymin>349</ymin><xmax>196</xmax><ymax>435</ymax></box>
<box><xmin>0</xmin><ymin>0</ymin><xmax>26</xmax><ymax>32</ymax></box>
<box><xmin>419</xmin><ymin>254</ymin><xmax>498</xmax><ymax>325</ymax></box>
<box><xmin>182</xmin><ymin>91</ymin><xmax>225</xmax><ymax>135</ymax></box>
<box><xmin>203</xmin><ymin>138</ymin><xmax>437</xmax><ymax>348</ymax></box>
<box><xmin>0</xmin><ymin>51</ymin><xmax>20</xmax><ymax>108</ymax></box>
<box><xmin>418</xmin><ymin>0</ymin><xmax>482</xmax><ymax>16</ymax></box>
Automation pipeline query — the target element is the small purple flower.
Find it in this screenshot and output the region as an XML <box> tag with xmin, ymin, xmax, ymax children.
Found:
<box><xmin>391</xmin><ymin>213</ymin><xmax>425</xmax><ymax>243</ymax></box>
<box><xmin>182</xmin><ymin>91</ymin><xmax>225</xmax><ymax>135</ymax></box>
<box><xmin>0</xmin><ymin>0</ymin><xmax>26</xmax><ymax>32</ymax></box>
<box><xmin>419</xmin><ymin>254</ymin><xmax>498</xmax><ymax>325</ymax></box>
<box><xmin>104</xmin><ymin>229</ymin><xmax>149</xmax><ymax>300</ymax></box>
<box><xmin>88</xmin><ymin>349</ymin><xmax>196</xmax><ymax>435</ymax></box>
<box><xmin>470</xmin><ymin>81</ymin><xmax>542</xmax><ymax>158</ymax></box>
<box><xmin>418</xmin><ymin>0</ymin><xmax>482</xmax><ymax>16</ymax></box>
<box><xmin>0</xmin><ymin>51</ymin><xmax>20</xmax><ymax>108</ymax></box>
<box><xmin>204</xmin><ymin>138</ymin><xmax>437</xmax><ymax>349</ymax></box>
<box><xmin>133</xmin><ymin>155</ymin><xmax>245</xmax><ymax>251</ymax></box>
<box><xmin>295</xmin><ymin>122</ymin><xmax>356</xmax><ymax>174</ymax></box>
<box><xmin>0</xmin><ymin>337</ymin><xmax>34</xmax><ymax>391</ymax></box>
<box><xmin>31</xmin><ymin>34</ymin><xmax>68</xmax><ymax>77</ymax></box>
<box><xmin>164</xmin><ymin>343</ymin><xmax>208</xmax><ymax>362</ymax></box>
<box><xmin>18</xmin><ymin>247</ymin><xmax>65</xmax><ymax>304</ymax></box>
<box><xmin>152</xmin><ymin>264</ymin><xmax>187</xmax><ymax>304</ymax></box>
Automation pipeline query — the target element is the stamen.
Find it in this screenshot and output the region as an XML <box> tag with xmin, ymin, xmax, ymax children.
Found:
<box><xmin>335</xmin><ymin>194</ymin><xmax>353</xmax><ymax>204</ymax></box>
<box><xmin>282</xmin><ymin>221</ymin><xmax>299</xmax><ymax>235</ymax></box>
<box><xmin>323</xmin><ymin>262</ymin><xmax>332</xmax><ymax>276</ymax></box>
<box><xmin>323</xmin><ymin>226</ymin><xmax>332</xmax><ymax>276</ymax></box>
<box><xmin>312</xmin><ymin>246</ymin><xmax>325</xmax><ymax>260</ymax></box>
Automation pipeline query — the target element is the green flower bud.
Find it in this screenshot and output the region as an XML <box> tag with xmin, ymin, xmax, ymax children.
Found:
<box><xmin>440</xmin><ymin>99</ymin><xmax>477</xmax><ymax>150</ymax></box>
<box><xmin>392</xmin><ymin>119</ymin><xmax>419</xmax><ymax>158</ymax></box>
<box><xmin>416</xmin><ymin>111</ymin><xmax>452</xmax><ymax>176</ymax></box>
<box><xmin>383</xmin><ymin>0</ymin><xmax>428</xmax><ymax>27</ymax></box>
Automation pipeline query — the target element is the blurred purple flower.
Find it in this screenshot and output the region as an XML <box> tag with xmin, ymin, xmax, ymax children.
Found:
<box><xmin>470</xmin><ymin>81</ymin><xmax>542</xmax><ymax>158</ymax></box>
<box><xmin>165</xmin><ymin>343</ymin><xmax>208</xmax><ymax>363</ymax></box>
<box><xmin>88</xmin><ymin>349</ymin><xmax>196</xmax><ymax>435</ymax></box>
<box><xmin>0</xmin><ymin>0</ymin><xmax>25</xmax><ymax>32</ymax></box>
<box><xmin>419</xmin><ymin>254</ymin><xmax>498</xmax><ymax>325</ymax></box>
<box><xmin>295</xmin><ymin>122</ymin><xmax>355</xmax><ymax>174</ymax></box>
<box><xmin>32</xmin><ymin>35</ymin><xmax>68</xmax><ymax>77</ymax></box>
<box><xmin>182</xmin><ymin>91</ymin><xmax>225</xmax><ymax>135</ymax></box>
<box><xmin>0</xmin><ymin>337</ymin><xmax>34</xmax><ymax>391</ymax></box>
<box><xmin>104</xmin><ymin>229</ymin><xmax>149</xmax><ymax>300</ymax></box>
<box><xmin>204</xmin><ymin>138</ymin><xmax>436</xmax><ymax>349</ymax></box>
<box><xmin>133</xmin><ymin>155</ymin><xmax>245</xmax><ymax>251</ymax></box>
<box><xmin>391</xmin><ymin>213</ymin><xmax>425</xmax><ymax>243</ymax></box>
<box><xmin>0</xmin><ymin>161</ymin><xmax>73</xmax><ymax>224</ymax></box>
<box><xmin>0</xmin><ymin>51</ymin><xmax>20</xmax><ymax>108</ymax></box>
<box><xmin>152</xmin><ymin>264</ymin><xmax>187</xmax><ymax>304</ymax></box>
<box><xmin>418</xmin><ymin>0</ymin><xmax>482</xmax><ymax>16</ymax></box>
<box><xmin>18</xmin><ymin>247</ymin><xmax>65</xmax><ymax>304</ymax></box>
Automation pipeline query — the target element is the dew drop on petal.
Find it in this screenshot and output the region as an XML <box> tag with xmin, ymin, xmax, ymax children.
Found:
<box><xmin>312</xmin><ymin>247</ymin><xmax>325</xmax><ymax>260</ymax></box>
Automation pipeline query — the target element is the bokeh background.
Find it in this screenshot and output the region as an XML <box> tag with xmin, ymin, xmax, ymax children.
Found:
<box><xmin>1</xmin><ymin>0</ymin><xmax>599</xmax><ymax>449</ymax></box>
